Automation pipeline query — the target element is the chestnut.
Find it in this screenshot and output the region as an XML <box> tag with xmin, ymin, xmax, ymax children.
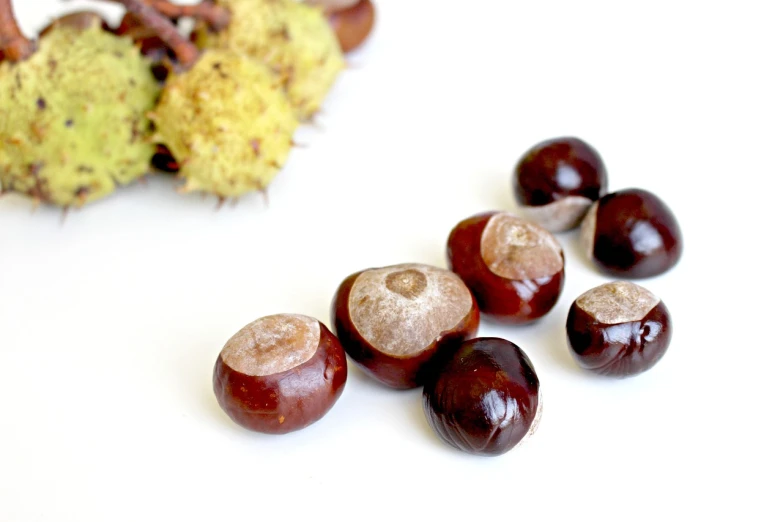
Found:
<box><xmin>581</xmin><ymin>188</ymin><xmax>683</xmax><ymax>278</ymax></box>
<box><xmin>512</xmin><ymin>137</ymin><xmax>608</xmax><ymax>232</ymax></box>
<box><xmin>213</xmin><ymin>314</ymin><xmax>347</xmax><ymax>434</ymax></box>
<box><xmin>423</xmin><ymin>337</ymin><xmax>542</xmax><ymax>457</ymax></box>
<box><xmin>447</xmin><ymin>211</ymin><xmax>565</xmax><ymax>324</ymax></box>
<box><xmin>331</xmin><ymin>263</ymin><xmax>479</xmax><ymax>389</ymax></box>
<box><xmin>566</xmin><ymin>281</ymin><xmax>672</xmax><ymax>377</ymax></box>
<box><xmin>328</xmin><ymin>0</ymin><xmax>375</xmax><ymax>53</ymax></box>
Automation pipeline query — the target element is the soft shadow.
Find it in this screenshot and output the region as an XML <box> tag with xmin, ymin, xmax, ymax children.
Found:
<box><xmin>194</xmin><ymin>356</ymin><xmax>247</xmax><ymax>433</ymax></box>
<box><xmin>403</xmin><ymin>389</ymin><xmax>500</xmax><ymax>459</ymax></box>
<box><xmin>560</xmin><ymin>225</ymin><xmax>607</xmax><ymax>277</ymax></box>
<box><xmin>345</xmin><ymin>359</ymin><xmax>380</xmax><ymax>386</ymax></box>
<box><xmin>200</xmin><ymin>373</ymin><xmax>244</xmax><ymax>432</ymax></box>
<box><xmin>403</xmin><ymin>388</ymin><xmax>447</xmax><ymax>447</ymax></box>
<box><xmin>473</xmin><ymin>169</ymin><xmax>518</xmax><ymax>214</ymax></box>
<box><xmin>523</xmin><ymin>308</ymin><xmax>585</xmax><ymax>378</ymax></box>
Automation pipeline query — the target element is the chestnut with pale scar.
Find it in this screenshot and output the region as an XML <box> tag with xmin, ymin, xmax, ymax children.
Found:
<box><xmin>566</xmin><ymin>281</ymin><xmax>673</xmax><ymax>377</ymax></box>
<box><xmin>219</xmin><ymin>314</ymin><xmax>320</xmax><ymax>376</ymax></box>
<box><xmin>575</xmin><ymin>281</ymin><xmax>660</xmax><ymax>324</ymax></box>
<box><xmin>349</xmin><ymin>265</ymin><xmax>473</xmax><ymax>357</ymax></box>
<box><xmin>332</xmin><ymin>263</ymin><xmax>480</xmax><ymax>389</ymax></box>
<box><xmin>480</xmin><ymin>213</ymin><xmax>564</xmax><ymax>281</ymax></box>
<box><xmin>512</xmin><ymin>136</ymin><xmax>608</xmax><ymax>232</ymax></box>
<box><xmin>213</xmin><ymin>314</ymin><xmax>348</xmax><ymax>434</ymax></box>
<box><xmin>448</xmin><ymin>212</ymin><xmax>565</xmax><ymax>324</ymax></box>
<box><xmin>580</xmin><ymin>188</ymin><xmax>683</xmax><ymax>278</ymax></box>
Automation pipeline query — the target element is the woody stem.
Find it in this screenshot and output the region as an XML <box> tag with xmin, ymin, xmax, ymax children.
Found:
<box><xmin>102</xmin><ymin>0</ymin><xmax>200</xmax><ymax>68</ymax></box>
<box><xmin>0</xmin><ymin>0</ymin><xmax>35</xmax><ymax>62</ymax></box>
<box><xmin>148</xmin><ymin>1</ymin><xmax>230</xmax><ymax>31</ymax></box>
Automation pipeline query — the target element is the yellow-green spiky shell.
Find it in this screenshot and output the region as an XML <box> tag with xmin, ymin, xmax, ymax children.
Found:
<box><xmin>194</xmin><ymin>0</ymin><xmax>344</xmax><ymax>119</ymax></box>
<box><xmin>0</xmin><ymin>22</ymin><xmax>160</xmax><ymax>207</ymax></box>
<box><xmin>151</xmin><ymin>49</ymin><xmax>298</xmax><ymax>198</ymax></box>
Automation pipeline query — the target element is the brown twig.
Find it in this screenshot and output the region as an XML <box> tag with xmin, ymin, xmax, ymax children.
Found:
<box><xmin>96</xmin><ymin>0</ymin><xmax>200</xmax><ymax>68</ymax></box>
<box><xmin>148</xmin><ymin>1</ymin><xmax>230</xmax><ymax>32</ymax></box>
<box><xmin>0</xmin><ymin>0</ymin><xmax>35</xmax><ymax>62</ymax></box>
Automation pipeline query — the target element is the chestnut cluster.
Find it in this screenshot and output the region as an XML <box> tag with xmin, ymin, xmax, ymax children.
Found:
<box><xmin>0</xmin><ymin>0</ymin><xmax>376</xmax><ymax>208</ymax></box>
<box><xmin>511</xmin><ymin>136</ymin><xmax>680</xmax><ymax>376</ymax></box>
<box><xmin>211</xmin><ymin>138</ymin><xmax>683</xmax><ymax>457</ymax></box>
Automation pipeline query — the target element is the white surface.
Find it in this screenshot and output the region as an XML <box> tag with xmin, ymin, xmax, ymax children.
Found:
<box><xmin>2</xmin><ymin>1</ymin><xmax>782</xmax><ymax>520</ymax></box>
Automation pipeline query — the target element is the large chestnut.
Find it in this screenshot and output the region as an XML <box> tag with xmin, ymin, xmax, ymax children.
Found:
<box><xmin>566</xmin><ymin>281</ymin><xmax>672</xmax><ymax>377</ymax></box>
<box><xmin>447</xmin><ymin>211</ymin><xmax>565</xmax><ymax>324</ymax></box>
<box><xmin>581</xmin><ymin>188</ymin><xmax>683</xmax><ymax>278</ymax></box>
<box><xmin>213</xmin><ymin>314</ymin><xmax>347</xmax><ymax>434</ymax></box>
<box><xmin>331</xmin><ymin>263</ymin><xmax>480</xmax><ymax>389</ymax></box>
<box><xmin>423</xmin><ymin>337</ymin><xmax>542</xmax><ymax>457</ymax></box>
<box><xmin>513</xmin><ymin>137</ymin><xmax>608</xmax><ymax>232</ymax></box>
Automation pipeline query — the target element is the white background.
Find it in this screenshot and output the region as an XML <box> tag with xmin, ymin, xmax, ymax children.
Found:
<box><xmin>2</xmin><ymin>1</ymin><xmax>782</xmax><ymax>520</ymax></box>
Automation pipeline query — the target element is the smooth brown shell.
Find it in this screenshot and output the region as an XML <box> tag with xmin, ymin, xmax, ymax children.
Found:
<box><xmin>331</xmin><ymin>265</ymin><xmax>480</xmax><ymax>389</ymax></box>
<box><xmin>213</xmin><ymin>321</ymin><xmax>347</xmax><ymax>434</ymax></box>
<box><xmin>423</xmin><ymin>337</ymin><xmax>541</xmax><ymax>456</ymax></box>
<box><xmin>583</xmin><ymin>188</ymin><xmax>683</xmax><ymax>278</ymax></box>
<box><xmin>566</xmin><ymin>286</ymin><xmax>672</xmax><ymax>377</ymax></box>
<box><xmin>513</xmin><ymin>137</ymin><xmax>607</xmax><ymax>207</ymax></box>
<box><xmin>447</xmin><ymin>212</ymin><xmax>565</xmax><ymax>324</ymax></box>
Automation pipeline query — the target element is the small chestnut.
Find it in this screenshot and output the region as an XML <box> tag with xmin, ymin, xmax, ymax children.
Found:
<box><xmin>447</xmin><ymin>211</ymin><xmax>565</xmax><ymax>324</ymax></box>
<box><xmin>581</xmin><ymin>188</ymin><xmax>683</xmax><ymax>278</ymax></box>
<box><xmin>331</xmin><ymin>263</ymin><xmax>479</xmax><ymax>389</ymax></box>
<box><xmin>566</xmin><ymin>281</ymin><xmax>672</xmax><ymax>377</ymax></box>
<box><xmin>423</xmin><ymin>337</ymin><xmax>542</xmax><ymax>457</ymax></box>
<box><xmin>213</xmin><ymin>314</ymin><xmax>347</xmax><ymax>434</ymax></box>
<box><xmin>513</xmin><ymin>137</ymin><xmax>608</xmax><ymax>232</ymax></box>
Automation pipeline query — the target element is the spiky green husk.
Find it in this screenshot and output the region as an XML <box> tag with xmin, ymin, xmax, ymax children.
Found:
<box><xmin>194</xmin><ymin>0</ymin><xmax>344</xmax><ymax>120</ymax></box>
<box><xmin>151</xmin><ymin>49</ymin><xmax>298</xmax><ymax>197</ymax></box>
<box><xmin>0</xmin><ymin>22</ymin><xmax>159</xmax><ymax>207</ymax></box>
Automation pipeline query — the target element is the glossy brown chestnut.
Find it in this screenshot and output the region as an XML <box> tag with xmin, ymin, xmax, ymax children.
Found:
<box><xmin>513</xmin><ymin>137</ymin><xmax>608</xmax><ymax>232</ymax></box>
<box><xmin>566</xmin><ymin>281</ymin><xmax>672</xmax><ymax>377</ymax></box>
<box><xmin>213</xmin><ymin>314</ymin><xmax>348</xmax><ymax>434</ymax></box>
<box><xmin>328</xmin><ymin>0</ymin><xmax>375</xmax><ymax>53</ymax></box>
<box><xmin>447</xmin><ymin>211</ymin><xmax>565</xmax><ymax>324</ymax></box>
<box><xmin>423</xmin><ymin>337</ymin><xmax>542</xmax><ymax>457</ymax></box>
<box><xmin>581</xmin><ymin>188</ymin><xmax>683</xmax><ymax>278</ymax></box>
<box><xmin>331</xmin><ymin>263</ymin><xmax>479</xmax><ymax>389</ymax></box>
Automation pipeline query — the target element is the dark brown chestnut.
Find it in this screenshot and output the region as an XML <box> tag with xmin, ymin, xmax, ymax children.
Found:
<box><xmin>328</xmin><ymin>0</ymin><xmax>375</xmax><ymax>53</ymax></box>
<box><xmin>423</xmin><ymin>337</ymin><xmax>542</xmax><ymax>457</ymax></box>
<box><xmin>331</xmin><ymin>263</ymin><xmax>480</xmax><ymax>389</ymax></box>
<box><xmin>213</xmin><ymin>314</ymin><xmax>348</xmax><ymax>434</ymax></box>
<box><xmin>513</xmin><ymin>137</ymin><xmax>608</xmax><ymax>232</ymax></box>
<box><xmin>447</xmin><ymin>211</ymin><xmax>565</xmax><ymax>324</ymax></box>
<box><xmin>581</xmin><ymin>188</ymin><xmax>683</xmax><ymax>278</ymax></box>
<box><xmin>566</xmin><ymin>281</ymin><xmax>672</xmax><ymax>377</ymax></box>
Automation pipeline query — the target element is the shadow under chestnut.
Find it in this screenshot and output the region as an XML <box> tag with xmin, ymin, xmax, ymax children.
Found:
<box><xmin>402</xmin><ymin>388</ymin><xmax>464</xmax><ymax>453</ymax></box>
